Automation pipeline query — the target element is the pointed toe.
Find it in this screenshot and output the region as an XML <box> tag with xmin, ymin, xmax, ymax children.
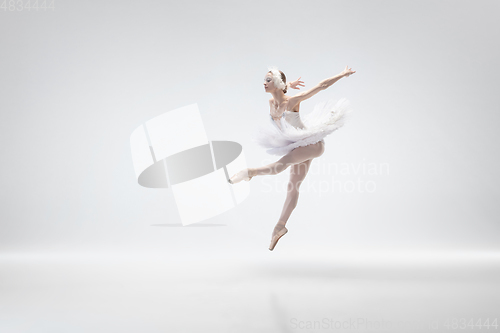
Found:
<box><xmin>269</xmin><ymin>227</ymin><xmax>288</xmax><ymax>251</ymax></box>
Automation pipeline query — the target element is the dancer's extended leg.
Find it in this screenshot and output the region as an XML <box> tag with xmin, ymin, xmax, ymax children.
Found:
<box><xmin>270</xmin><ymin>158</ymin><xmax>313</xmax><ymax>250</ymax></box>
<box><xmin>249</xmin><ymin>140</ymin><xmax>324</xmax><ymax>178</ymax></box>
<box><xmin>278</xmin><ymin>159</ymin><xmax>312</xmax><ymax>225</ymax></box>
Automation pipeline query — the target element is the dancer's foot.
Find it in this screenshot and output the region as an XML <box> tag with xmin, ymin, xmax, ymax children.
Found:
<box><xmin>269</xmin><ymin>221</ymin><xmax>288</xmax><ymax>251</ymax></box>
<box><xmin>228</xmin><ymin>168</ymin><xmax>254</xmax><ymax>184</ymax></box>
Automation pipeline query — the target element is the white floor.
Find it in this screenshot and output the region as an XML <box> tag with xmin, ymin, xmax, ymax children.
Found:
<box><xmin>1</xmin><ymin>250</ymin><xmax>499</xmax><ymax>333</ymax></box>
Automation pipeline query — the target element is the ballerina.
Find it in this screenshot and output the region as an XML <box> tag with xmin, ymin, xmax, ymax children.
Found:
<box><xmin>228</xmin><ymin>65</ymin><xmax>356</xmax><ymax>251</ymax></box>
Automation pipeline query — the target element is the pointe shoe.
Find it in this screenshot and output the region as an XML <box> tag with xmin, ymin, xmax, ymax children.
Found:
<box><xmin>269</xmin><ymin>222</ymin><xmax>288</xmax><ymax>251</ymax></box>
<box><xmin>228</xmin><ymin>168</ymin><xmax>253</xmax><ymax>184</ymax></box>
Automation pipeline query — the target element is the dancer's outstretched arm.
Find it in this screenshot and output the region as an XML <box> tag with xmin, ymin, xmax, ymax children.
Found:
<box><xmin>288</xmin><ymin>65</ymin><xmax>355</xmax><ymax>109</ymax></box>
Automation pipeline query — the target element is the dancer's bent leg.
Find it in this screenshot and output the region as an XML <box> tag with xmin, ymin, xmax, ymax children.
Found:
<box><xmin>249</xmin><ymin>141</ymin><xmax>324</xmax><ymax>177</ymax></box>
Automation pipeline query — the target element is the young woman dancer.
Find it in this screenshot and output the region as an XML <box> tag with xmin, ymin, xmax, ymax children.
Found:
<box><xmin>228</xmin><ymin>65</ymin><xmax>356</xmax><ymax>251</ymax></box>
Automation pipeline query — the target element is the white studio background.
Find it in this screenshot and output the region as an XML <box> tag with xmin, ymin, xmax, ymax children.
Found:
<box><xmin>1</xmin><ymin>0</ymin><xmax>499</xmax><ymax>258</ymax></box>
<box><xmin>2</xmin><ymin>1</ymin><xmax>500</xmax><ymax>332</ymax></box>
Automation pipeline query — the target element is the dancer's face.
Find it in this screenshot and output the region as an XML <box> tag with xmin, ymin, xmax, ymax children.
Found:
<box><xmin>264</xmin><ymin>73</ymin><xmax>275</xmax><ymax>92</ymax></box>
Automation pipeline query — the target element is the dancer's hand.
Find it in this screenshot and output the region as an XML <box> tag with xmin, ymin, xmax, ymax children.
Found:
<box><xmin>288</xmin><ymin>77</ymin><xmax>305</xmax><ymax>90</ymax></box>
<box><xmin>340</xmin><ymin>65</ymin><xmax>356</xmax><ymax>78</ymax></box>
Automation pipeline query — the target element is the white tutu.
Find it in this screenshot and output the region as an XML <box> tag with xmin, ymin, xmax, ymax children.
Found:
<box><xmin>251</xmin><ymin>98</ymin><xmax>353</xmax><ymax>156</ymax></box>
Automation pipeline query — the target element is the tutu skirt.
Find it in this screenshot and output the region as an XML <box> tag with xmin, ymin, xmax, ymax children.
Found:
<box><xmin>251</xmin><ymin>98</ymin><xmax>353</xmax><ymax>156</ymax></box>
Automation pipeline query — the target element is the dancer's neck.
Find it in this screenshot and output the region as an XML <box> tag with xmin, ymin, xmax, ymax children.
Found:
<box><xmin>271</xmin><ymin>90</ymin><xmax>287</xmax><ymax>105</ymax></box>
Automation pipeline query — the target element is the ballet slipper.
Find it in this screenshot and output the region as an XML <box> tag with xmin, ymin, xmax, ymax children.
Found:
<box><xmin>228</xmin><ymin>168</ymin><xmax>253</xmax><ymax>184</ymax></box>
<box><xmin>269</xmin><ymin>221</ymin><xmax>288</xmax><ymax>251</ymax></box>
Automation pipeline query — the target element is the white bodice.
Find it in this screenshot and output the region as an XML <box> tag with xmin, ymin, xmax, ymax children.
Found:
<box><xmin>270</xmin><ymin>111</ymin><xmax>306</xmax><ymax>130</ymax></box>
